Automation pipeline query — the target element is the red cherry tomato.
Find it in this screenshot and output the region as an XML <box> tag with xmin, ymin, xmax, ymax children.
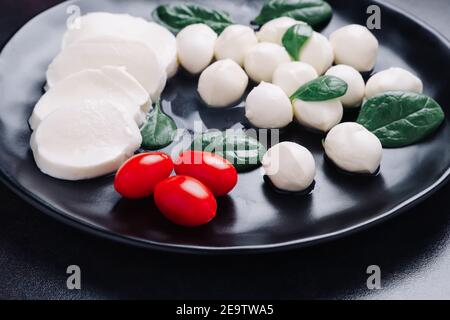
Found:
<box><xmin>114</xmin><ymin>152</ymin><xmax>174</xmax><ymax>199</ymax></box>
<box><xmin>154</xmin><ymin>176</ymin><xmax>217</xmax><ymax>227</ymax></box>
<box><xmin>174</xmin><ymin>151</ymin><xmax>238</xmax><ymax>196</ymax></box>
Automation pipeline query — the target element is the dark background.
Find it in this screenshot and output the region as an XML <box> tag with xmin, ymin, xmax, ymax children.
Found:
<box><xmin>0</xmin><ymin>0</ymin><xmax>449</xmax><ymax>300</ymax></box>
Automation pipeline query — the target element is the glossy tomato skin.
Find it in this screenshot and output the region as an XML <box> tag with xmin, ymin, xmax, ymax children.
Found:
<box><xmin>154</xmin><ymin>176</ymin><xmax>217</xmax><ymax>227</ymax></box>
<box><xmin>114</xmin><ymin>152</ymin><xmax>174</xmax><ymax>199</ymax></box>
<box><xmin>174</xmin><ymin>151</ymin><xmax>238</xmax><ymax>196</ymax></box>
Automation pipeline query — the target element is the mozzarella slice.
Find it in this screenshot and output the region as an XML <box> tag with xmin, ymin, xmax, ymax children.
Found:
<box><xmin>30</xmin><ymin>67</ymin><xmax>150</xmax><ymax>130</ymax></box>
<box><xmin>47</xmin><ymin>38</ymin><xmax>167</xmax><ymax>101</ymax></box>
<box><xmin>63</xmin><ymin>12</ymin><xmax>178</xmax><ymax>77</ymax></box>
<box><xmin>30</xmin><ymin>101</ymin><xmax>142</xmax><ymax>181</ymax></box>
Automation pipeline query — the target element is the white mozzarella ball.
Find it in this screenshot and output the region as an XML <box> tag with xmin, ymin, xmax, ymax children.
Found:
<box><xmin>293</xmin><ymin>98</ymin><xmax>343</xmax><ymax>132</ymax></box>
<box><xmin>329</xmin><ymin>24</ymin><xmax>379</xmax><ymax>72</ymax></box>
<box><xmin>256</xmin><ymin>17</ymin><xmax>300</xmax><ymax>45</ymax></box>
<box><xmin>299</xmin><ymin>32</ymin><xmax>334</xmax><ymax>75</ymax></box>
<box><xmin>176</xmin><ymin>24</ymin><xmax>217</xmax><ymax>74</ymax></box>
<box><xmin>325</xmin><ymin>65</ymin><xmax>365</xmax><ymax>107</ymax></box>
<box><xmin>245</xmin><ymin>82</ymin><xmax>293</xmax><ymax>128</ymax></box>
<box><xmin>244</xmin><ymin>43</ymin><xmax>291</xmax><ymax>83</ymax></box>
<box><xmin>262</xmin><ymin>142</ymin><xmax>316</xmax><ymax>192</ymax></box>
<box><xmin>198</xmin><ymin>59</ymin><xmax>248</xmax><ymax>108</ymax></box>
<box><xmin>215</xmin><ymin>25</ymin><xmax>258</xmax><ymax>66</ymax></box>
<box><xmin>365</xmin><ymin>67</ymin><xmax>423</xmax><ymax>98</ymax></box>
<box><xmin>324</xmin><ymin>122</ymin><xmax>383</xmax><ymax>174</ymax></box>
<box><xmin>273</xmin><ymin>61</ymin><xmax>318</xmax><ymax>97</ymax></box>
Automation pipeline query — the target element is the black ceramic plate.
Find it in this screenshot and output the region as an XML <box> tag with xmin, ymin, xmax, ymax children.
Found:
<box><xmin>0</xmin><ymin>0</ymin><xmax>449</xmax><ymax>254</ymax></box>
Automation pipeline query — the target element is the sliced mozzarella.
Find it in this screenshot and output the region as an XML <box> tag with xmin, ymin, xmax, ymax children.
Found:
<box><xmin>256</xmin><ymin>17</ymin><xmax>301</xmax><ymax>45</ymax></box>
<box><xmin>365</xmin><ymin>67</ymin><xmax>423</xmax><ymax>98</ymax></box>
<box><xmin>329</xmin><ymin>24</ymin><xmax>379</xmax><ymax>72</ymax></box>
<box><xmin>215</xmin><ymin>24</ymin><xmax>258</xmax><ymax>66</ymax></box>
<box><xmin>30</xmin><ymin>67</ymin><xmax>150</xmax><ymax>130</ymax></box>
<box><xmin>244</xmin><ymin>42</ymin><xmax>291</xmax><ymax>83</ymax></box>
<box><xmin>273</xmin><ymin>61</ymin><xmax>318</xmax><ymax>97</ymax></box>
<box><xmin>324</xmin><ymin>122</ymin><xmax>382</xmax><ymax>174</ymax></box>
<box><xmin>198</xmin><ymin>59</ymin><xmax>249</xmax><ymax>108</ymax></box>
<box><xmin>30</xmin><ymin>101</ymin><xmax>142</xmax><ymax>181</ymax></box>
<box><xmin>245</xmin><ymin>82</ymin><xmax>293</xmax><ymax>129</ymax></box>
<box><xmin>47</xmin><ymin>38</ymin><xmax>167</xmax><ymax>101</ymax></box>
<box><xmin>299</xmin><ymin>32</ymin><xmax>334</xmax><ymax>75</ymax></box>
<box><xmin>177</xmin><ymin>24</ymin><xmax>217</xmax><ymax>74</ymax></box>
<box><xmin>262</xmin><ymin>142</ymin><xmax>316</xmax><ymax>192</ymax></box>
<box><xmin>63</xmin><ymin>12</ymin><xmax>178</xmax><ymax>77</ymax></box>
<box><xmin>293</xmin><ymin>98</ymin><xmax>343</xmax><ymax>132</ymax></box>
<box><xmin>325</xmin><ymin>65</ymin><xmax>365</xmax><ymax>107</ymax></box>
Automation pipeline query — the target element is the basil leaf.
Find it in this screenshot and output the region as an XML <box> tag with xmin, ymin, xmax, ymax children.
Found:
<box><xmin>190</xmin><ymin>131</ymin><xmax>266</xmax><ymax>172</ymax></box>
<box><xmin>254</xmin><ymin>0</ymin><xmax>332</xmax><ymax>28</ymax></box>
<box><xmin>282</xmin><ymin>23</ymin><xmax>313</xmax><ymax>60</ymax></box>
<box><xmin>141</xmin><ymin>101</ymin><xmax>177</xmax><ymax>150</ymax></box>
<box><xmin>357</xmin><ymin>91</ymin><xmax>445</xmax><ymax>148</ymax></box>
<box><xmin>290</xmin><ymin>75</ymin><xmax>348</xmax><ymax>101</ymax></box>
<box><xmin>152</xmin><ymin>3</ymin><xmax>233</xmax><ymax>34</ymax></box>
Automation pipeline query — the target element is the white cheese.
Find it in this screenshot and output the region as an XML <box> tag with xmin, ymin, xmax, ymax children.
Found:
<box><xmin>177</xmin><ymin>24</ymin><xmax>217</xmax><ymax>74</ymax></box>
<box><xmin>30</xmin><ymin>67</ymin><xmax>150</xmax><ymax>130</ymax></box>
<box><xmin>273</xmin><ymin>61</ymin><xmax>318</xmax><ymax>97</ymax></box>
<box><xmin>62</xmin><ymin>12</ymin><xmax>178</xmax><ymax>77</ymax></box>
<box><xmin>262</xmin><ymin>142</ymin><xmax>316</xmax><ymax>192</ymax></box>
<box><xmin>198</xmin><ymin>59</ymin><xmax>249</xmax><ymax>108</ymax></box>
<box><xmin>46</xmin><ymin>38</ymin><xmax>167</xmax><ymax>101</ymax></box>
<box><xmin>325</xmin><ymin>65</ymin><xmax>365</xmax><ymax>107</ymax></box>
<box><xmin>329</xmin><ymin>24</ymin><xmax>379</xmax><ymax>72</ymax></box>
<box><xmin>244</xmin><ymin>42</ymin><xmax>291</xmax><ymax>83</ymax></box>
<box><xmin>365</xmin><ymin>67</ymin><xmax>423</xmax><ymax>98</ymax></box>
<box><xmin>245</xmin><ymin>82</ymin><xmax>293</xmax><ymax>128</ymax></box>
<box><xmin>293</xmin><ymin>98</ymin><xmax>343</xmax><ymax>132</ymax></box>
<box><xmin>299</xmin><ymin>32</ymin><xmax>334</xmax><ymax>75</ymax></box>
<box><xmin>256</xmin><ymin>17</ymin><xmax>300</xmax><ymax>45</ymax></box>
<box><xmin>30</xmin><ymin>101</ymin><xmax>142</xmax><ymax>181</ymax></box>
<box><xmin>215</xmin><ymin>24</ymin><xmax>258</xmax><ymax>66</ymax></box>
<box><xmin>324</xmin><ymin>122</ymin><xmax>383</xmax><ymax>174</ymax></box>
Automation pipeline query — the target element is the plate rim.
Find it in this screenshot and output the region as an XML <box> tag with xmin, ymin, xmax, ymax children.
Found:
<box><xmin>0</xmin><ymin>0</ymin><xmax>449</xmax><ymax>254</ymax></box>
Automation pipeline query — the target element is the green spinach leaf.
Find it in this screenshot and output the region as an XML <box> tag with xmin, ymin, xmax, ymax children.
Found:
<box><xmin>152</xmin><ymin>3</ymin><xmax>233</xmax><ymax>34</ymax></box>
<box><xmin>254</xmin><ymin>0</ymin><xmax>332</xmax><ymax>28</ymax></box>
<box><xmin>141</xmin><ymin>101</ymin><xmax>177</xmax><ymax>150</ymax></box>
<box><xmin>290</xmin><ymin>75</ymin><xmax>348</xmax><ymax>101</ymax></box>
<box><xmin>282</xmin><ymin>23</ymin><xmax>313</xmax><ymax>60</ymax></box>
<box><xmin>190</xmin><ymin>131</ymin><xmax>266</xmax><ymax>172</ymax></box>
<box><xmin>357</xmin><ymin>91</ymin><xmax>445</xmax><ymax>148</ymax></box>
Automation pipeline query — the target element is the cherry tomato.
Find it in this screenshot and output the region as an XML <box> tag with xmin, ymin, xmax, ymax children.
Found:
<box><xmin>114</xmin><ymin>152</ymin><xmax>174</xmax><ymax>199</ymax></box>
<box><xmin>174</xmin><ymin>151</ymin><xmax>238</xmax><ymax>196</ymax></box>
<box><xmin>154</xmin><ymin>176</ymin><xmax>217</xmax><ymax>227</ymax></box>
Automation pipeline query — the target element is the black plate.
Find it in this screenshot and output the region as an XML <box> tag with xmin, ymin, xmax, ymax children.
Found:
<box><xmin>0</xmin><ymin>0</ymin><xmax>449</xmax><ymax>254</ymax></box>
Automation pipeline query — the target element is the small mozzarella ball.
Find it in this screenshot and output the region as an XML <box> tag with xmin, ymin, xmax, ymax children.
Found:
<box><xmin>325</xmin><ymin>65</ymin><xmax>365</xmax><ymax>107</ymax></box>
<box><xmin>215</xmin><ymin>25</ymin><xmax>258</xmax><ymax>66</ymax></box>
<box><xmin>329</xmin><ymin>24</ymin><xmax>379</xmax><ymax>72</ymax></box>
<box><xmin>245</xmin><ymin>82</ymin><xmax>293</xmax><ymax>128</ymax></box>
<box><xmin>262</xmin><ymin>142</ymin><xmax>316</xmax><ymax>192</ymax></box>
<box><xmin>365</xmin><ymin>67</ymin><xmax>423</xmax><ymax>98</ymax></box>
<box><xmin>198</xmin><ymin>59</ymin><xmax>248</xmax><ymax>108</ymax></box>
<box><xmin>244</xmin><ymin>43</ymin><xmax>291</xmax><ymax>83</ymax></box>
<box><xmin>176</xmin><ymin>24</ymin><xmax>217</xmax><ymax>74</ymax></box>
<box><xmin>256</xmin><ymin>17</ymin><xmax>301</xmax><ymax>45</ymax></box>
<box><xmin>324</xmin><ymin>122</ymin><xmax>382</xmax><ymax>174</ymax></box>
<box><xmin>299</xmin><ymin>32</ymin><xmax>334</xmax><ymax>75</ymax></box>
<box><xmin>273</xmin><ymin>62</ymin><xmax>318</xmax><ymax>97</ymax></box>
<box><xmin>293</xmin><ymin>98</ymin><xmax>343</xmax><ymax>132</ymax></box>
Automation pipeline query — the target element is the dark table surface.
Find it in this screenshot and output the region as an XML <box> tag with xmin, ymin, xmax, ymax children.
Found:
<box><xmin>0</xmin><ymin>0</ymin><xmax>449</xmax><ymax>300</ymax></box>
